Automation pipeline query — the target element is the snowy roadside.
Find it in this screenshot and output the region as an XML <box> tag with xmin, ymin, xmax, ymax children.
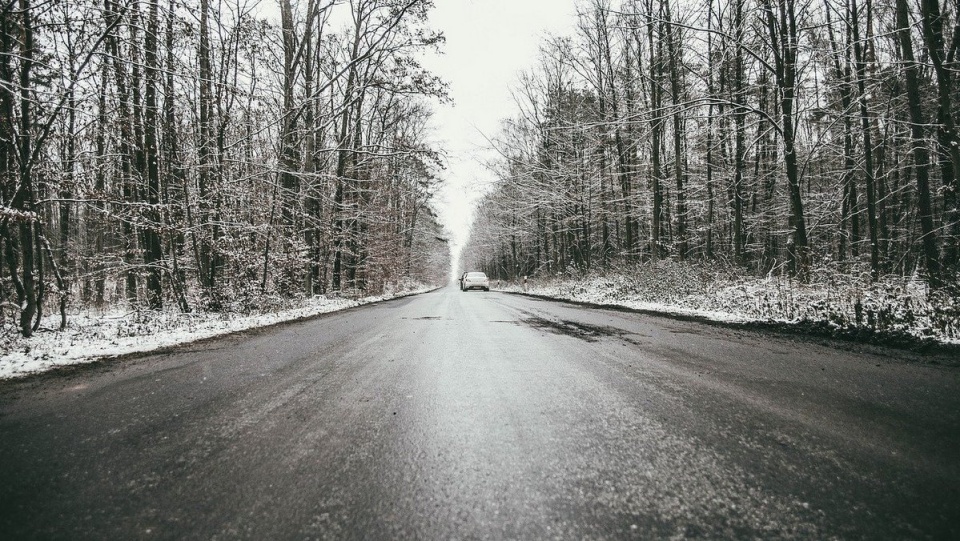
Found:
<box><xmin>504</xmin><ymin>281</ymin><xmax>750</xmax><ymax>324</ymax></box>
<box><xmin>0</xmin><ymin>287</ymin><xmax>433</xmax><ymax>380</ymax></box>
<box><xmin>496</xmin><ymin>262</ymin><xmax>960</xmax><ymax>349</ymax></box>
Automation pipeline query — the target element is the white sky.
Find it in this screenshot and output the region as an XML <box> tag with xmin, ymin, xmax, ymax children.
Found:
<box><xmin>420</xmin><ymin>0</ymin><xmax>580</xmax><ymax>267</ymax></box>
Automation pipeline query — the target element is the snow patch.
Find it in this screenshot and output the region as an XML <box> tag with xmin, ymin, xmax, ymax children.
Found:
<box><xmin>1</xmin><ymin>287</ymin><xmax>432</xmax><ymax>380</ymax></box>
<box><xmin>499</xmin><ymin>261</ymin><xmax>960</xmax><ymax>346</ymax></box>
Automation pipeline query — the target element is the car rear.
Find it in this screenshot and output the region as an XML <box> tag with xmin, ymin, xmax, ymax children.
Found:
<box><xmin>462</xmin><ymin>272</ymin><xmax>490</xmax><ymax>291</ymax></box>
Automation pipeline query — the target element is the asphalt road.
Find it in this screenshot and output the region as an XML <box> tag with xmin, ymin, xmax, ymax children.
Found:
<box><xmin>1</xmin><ymin>286</ymin><xmax>958</xmax><ymax>539</ymax></box>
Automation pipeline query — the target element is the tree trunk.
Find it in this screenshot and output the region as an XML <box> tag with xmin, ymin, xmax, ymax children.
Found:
<box><xmin>143</xmin><ymin>0</ymin><xmax>163</xmax><ymax>308</ymax></box>
<box><xmin>163</xmin><ymin>0</ymin><xmax>189</xmax><ymax>312</ymax></box>
<box><xmin>647</xmin><ymin>6</ymin><xmax>664</xmax><ymax>261</ymax></box>
<box><xmin>197</xmin><ymin>0</ymin><xmax>216</xmax><ymax>296</ymax></box>
<box><xmin>918</xmin><ymin>0</ymin><xmax>960</xmax><ymax>270</ymax></box>
<box><xmin>664</xmin><ymin>0</ymin><xmax>687</xmax><ymax>259</ymax></box>
<box><xmin>850</xmin><ymin>0</ymin><xmax>881</xmax><ymax>279</ymax></box>
<box><xmin>16</xmin><ymin>0</ymin><xmax>37</xmax><ymax>336</ymax></box>
<box><xmin>763</xmin><ymin>0</ymin><xmax>809</xmax><ymax>280</ymax></box>
<box><xmin>732</xmin><ymin>0</ymin><xmax>747</xmax><ymax>266</ymax></box>
<box><xmin>897</xmin><ymin>0</ymin><xmax>942</xmax><ymax>287</ymax></box>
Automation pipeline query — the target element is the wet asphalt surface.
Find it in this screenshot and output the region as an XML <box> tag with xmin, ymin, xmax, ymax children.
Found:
<box><xmin>1</xmin><ymin>286</ymin><xmax>958</xmax><ymax>539</ymax></box>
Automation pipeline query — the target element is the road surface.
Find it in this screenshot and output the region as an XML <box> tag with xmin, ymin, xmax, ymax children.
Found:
<box><xmin>1</xmin><ymin>286</ymin><xmax>958</xmax><ymax>539</ymax></box>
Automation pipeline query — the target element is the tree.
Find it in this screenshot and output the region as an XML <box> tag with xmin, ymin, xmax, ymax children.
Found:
<box><xmin>1</xmin><ymin>0</ymin><xmax>450</xmax><ymax>335</ymax></box>
<box><xmin>897</xmin><ymin>0</ymin><xmax>942</xmax><ymax>287</ymax></box>
<box><xmin>465</xmin><ymin>0</ymin><xmax>957</xmax><ymax>294</ymax></box>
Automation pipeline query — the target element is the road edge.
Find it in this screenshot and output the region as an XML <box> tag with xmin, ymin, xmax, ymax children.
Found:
<box><xmin>504</xmin><ymin>290</ymin><xmax>960</xmax><ymax>366</ymax></box>
<box><xmin>0</xmin><ymin>288</ymin><xmax>440</xmax><ymax>386</ymax></box>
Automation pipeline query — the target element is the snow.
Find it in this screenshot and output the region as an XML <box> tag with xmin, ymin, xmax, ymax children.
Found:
<box><xmin>505</xmin><ymin>280</ymin><xmax>750</xmax><ymax>324</ymax></box>
<box><xmin>1</xmin><ymin>287</ymin><xmax>433</xmax><ymax>380</ymax></box>
<box><xmin>496</xmin><ymin>260</ymin><xmax>960</xmax><ymax>347</ymax></box>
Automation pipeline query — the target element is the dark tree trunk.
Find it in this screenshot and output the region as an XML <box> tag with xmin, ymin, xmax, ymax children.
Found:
<box><xmin>850</xmin><ymin>0</ymin><xmax>881</xmax><ymax>279</ymax></box>
<box><xmin>732</xmin><ymin>0</ymin><xmax>747</xmax><ymax>266</ymax></box>
<box><xmin>647</xmin><ymin>6</ymin><xmax>664</xmax><ymax>260</ymax></box>
<box><xmin>143</xmin><ymin>0</ymin><xmax>163</xmax><ymax>309</ymax></box>
<box><xmin>664</xmin><ymin>0</ymin><xmax>687</xmax><ymax>259</ymax></box>
<box><xmin>197</xmin><ymin>0</ymin><xmax>217</xmax><ymax>296</ymax></box>
<box><xmin>918</xmin><ymin>0</ymin><xmax>960</xmax><ymax>270</ymax></box>
<box><xmin>17</xmin><ymin>0</ymin><xmax>37</xmax><ymax>336</ymax></box>
<box><xmin>163</xmin><ymin>0</ymin><xmax>189</xmax><ymax>312</ymax></box>
<box><xmin>897</xmin><ymin>0</ymin><xmax>942</xmax><ymax>287</ymax></box>
<box><xmin>763</xmin><ymin>0</ymin><xmax>809</xmax><ymax>280</ymax></box>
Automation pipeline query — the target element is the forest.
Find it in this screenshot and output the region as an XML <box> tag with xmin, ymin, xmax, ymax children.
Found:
<box><xmin>464</xmin><ymin>0</ymin><xmax>960</xmax><ymax>327</ymax></box>
<box><xmin>0</xmin><ymin>0</ymin><xmax>452</xmax><ymax>338</ymax></box>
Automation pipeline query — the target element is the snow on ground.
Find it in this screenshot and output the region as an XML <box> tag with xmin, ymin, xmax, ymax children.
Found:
<box><xmin>496</xmin><ymin>261</ymin><xmax>960</xmax><ymax>347</ymax></box>
<box><xmin>0</xmin><ymin>287</ymin><xmax>432</xmax><ymax>380</ymax></box>
<box><xmin>502</xmin><ymin>279</ymin><xmax>750</xmax><ymax>324</ymax></box>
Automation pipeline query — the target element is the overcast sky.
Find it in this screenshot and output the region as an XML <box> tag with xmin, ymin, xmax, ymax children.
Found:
<box><xmin>420</xmin><ymin>0</ymin><xmax>580</xmax><ymax>266</ymax></box>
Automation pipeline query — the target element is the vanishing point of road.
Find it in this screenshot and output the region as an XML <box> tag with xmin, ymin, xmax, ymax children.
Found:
<box><xmin>1</xmin><ymin>287</ymin><xmax>958</xmax><ymax>539</ymax></box>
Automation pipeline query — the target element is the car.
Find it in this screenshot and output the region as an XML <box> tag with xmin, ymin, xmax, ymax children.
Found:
<box><xmin>458</xmin><ymin>271</ymin><xmax>468</xmax><ymax>290</ymax></box>
<box><xmin>461</xmin><ymin>271</ymin><xmax>490</xmax><ymax>292</ymax></box>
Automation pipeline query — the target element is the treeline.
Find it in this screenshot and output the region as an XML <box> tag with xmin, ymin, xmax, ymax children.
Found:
<box><xmin>1</xmin><ymin>0</ymin><xmax>450</xmax><ymax>337</ymax></box>
<box><xmin>465</xmin><ymin>0</ymin><xmax>958</xmax><ymax>291</ymax></box>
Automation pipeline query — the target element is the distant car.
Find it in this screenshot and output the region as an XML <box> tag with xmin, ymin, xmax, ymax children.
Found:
<box><xmin>461</xmin><ymin>271</ymin><xmax>490</xmax><ymax>292</ymax></box>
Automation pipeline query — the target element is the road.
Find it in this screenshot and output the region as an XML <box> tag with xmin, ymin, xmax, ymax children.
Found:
<box><xmin>1</xmin><ymin>286</ymin><xmax>958</xmax><ymax>539</ymax></box>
